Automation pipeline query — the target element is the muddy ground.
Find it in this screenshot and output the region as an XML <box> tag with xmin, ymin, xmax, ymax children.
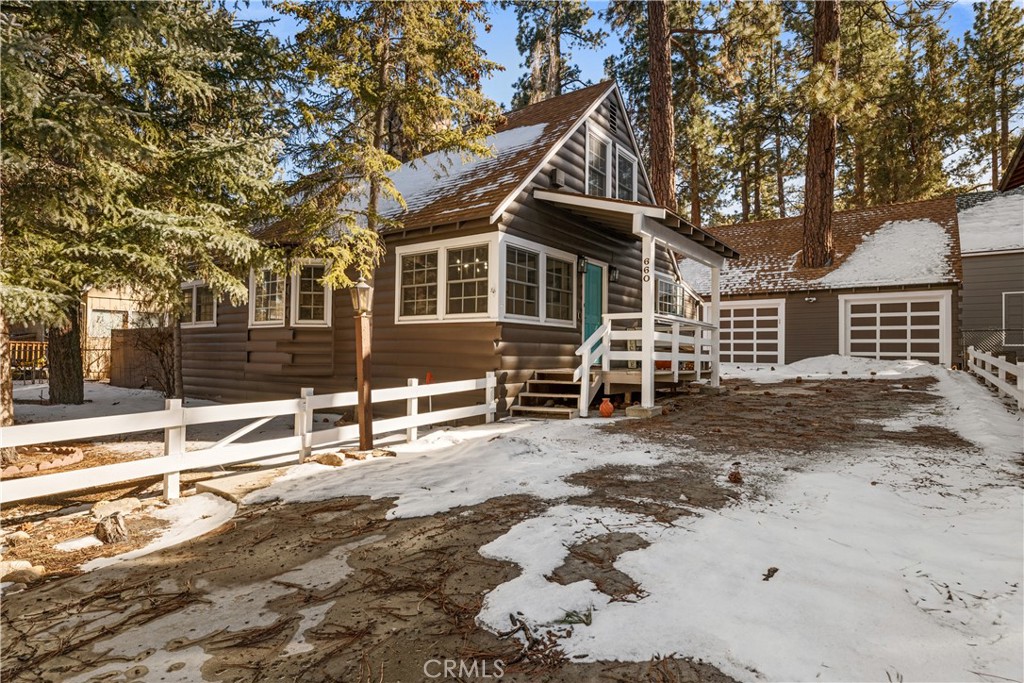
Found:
<box><xmin>0</xmin><ymin>377</ymin><xmax>973</xmax><ymax>683</ymax></box>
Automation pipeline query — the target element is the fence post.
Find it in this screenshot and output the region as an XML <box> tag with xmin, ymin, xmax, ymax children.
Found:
<box><xmin>296</xmin><ymin>387</ymin><xmax>314</xmax><ymax>462</ymax></box>
<box><xmin>485</xmin><ymin>371</ymin><xmax>496</xmax><ymax>423</ymax></box>
<box><xmin>997</xmin><ymin>355</ymin><xmax>1007</xmax><ymax>391</ymax></box>
<box><xmin>1017</xmin><ymin>362</ymin><xmax>1024</xmax><ymax>411</ymax></box>
<box><xmin>671</xmin><ymin>322</ymin><xmax>680</xmax><ymax>383</ymax></box>
<box><xmin>406</xmin><ymin>378</ymin><xmax>419</xmax><ymax>441</ymax></box>
<box><xmin>163</xmin><ymin>399</ymin><xmax>184</xmax><ymax>501</ymax></box>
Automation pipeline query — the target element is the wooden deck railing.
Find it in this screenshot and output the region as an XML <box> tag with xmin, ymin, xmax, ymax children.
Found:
<box><xmin>574</xmin><ymin>313</ymin><xmax>716</xmax><ymax>417</ymax></box>
<box><xmin>10</xmin><ymin>341</ymin><xmax>47</xmax><ymax>368</ymax></box>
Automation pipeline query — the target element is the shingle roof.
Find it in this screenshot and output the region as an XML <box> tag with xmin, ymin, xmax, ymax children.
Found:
<box><xmin>679</xmin><ymin>196</ymin><xmax>962</xmax><ymax>296</ymax></box>
<box><xmin>387</xmin><ymin>81</ymin><xmax>615</xmax><ymax>232</ymax></box>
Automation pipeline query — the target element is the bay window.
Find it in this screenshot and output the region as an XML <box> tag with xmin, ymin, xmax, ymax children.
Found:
<box><xmin>446</xmin><ymin>246</ymin><xmax>489</xmax><ymax>315</ymax></box>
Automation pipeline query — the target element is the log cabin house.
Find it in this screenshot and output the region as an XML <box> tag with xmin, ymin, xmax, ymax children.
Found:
<box><xmin>180</xmin><ymin>82</ymin><xmax>738</xmax><ymax>419</ymax></box>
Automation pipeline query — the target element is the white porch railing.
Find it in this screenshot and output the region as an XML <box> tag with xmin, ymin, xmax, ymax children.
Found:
<box><xmin>966</xmin><ymin>346</ymin><xmax>1023</xmax><ymax>410</ymax></box>
<box><xmin>574</xmin><ymin>313</ymin><xmax>716</xmax><ymax>417</ymax></box>
<box><xmin>0</xmin><ymin>373</ymin><xmax>497</xmax><ymax>504</ymax></box>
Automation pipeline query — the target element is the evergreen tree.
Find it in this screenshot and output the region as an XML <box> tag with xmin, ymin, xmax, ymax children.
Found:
<box><xmin>279</xmin><ymin>0</ymin><xmax>501</xmax><ymax>273</ymax></box>
<box><xmin>963</xmin><ymin>1</ymin><xmax>1024</xmax><ymax>189</ymax></box>
<box><xmin>1</xmin><ymin>1</ymin><xmax>286</xmax><ymax>414</ymax></box>
<box><xmin>502</xmin><ymin>0</ymin><xmax>606</xmax><ymax>109</ymax></box>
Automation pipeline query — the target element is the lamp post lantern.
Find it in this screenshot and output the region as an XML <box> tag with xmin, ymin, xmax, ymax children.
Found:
<box><xmin>350</xmin><ymin>277</ymin><xmax>374</xmax><ymax>451</ymax></box>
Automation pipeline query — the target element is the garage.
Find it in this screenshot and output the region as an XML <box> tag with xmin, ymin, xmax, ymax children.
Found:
<box><xmin>839</xmin><ymin>291</ymin><xmax>952</xmax><ymax>365</ymax></box>
<box><xmin>719</xmin><ymin>299</ymin><xmax>786</xmax><ymax>365</ymax></box>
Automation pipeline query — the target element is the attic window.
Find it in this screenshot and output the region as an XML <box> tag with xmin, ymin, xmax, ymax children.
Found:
<box><xmin>616</xmin><ymin>148</ymin><xmax>637</xmax><ymax>202</ymax></box>
<box><xmin>587</xmin><ymin>131</ymin><xmax>610</xmax><ymax>197</ymax></box>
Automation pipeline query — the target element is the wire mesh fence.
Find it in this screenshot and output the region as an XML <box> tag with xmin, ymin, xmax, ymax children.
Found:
<box><xmin>960</xmin><ymin>329</ymin><xmax>1022</xmax><ymax>364</ymax></box>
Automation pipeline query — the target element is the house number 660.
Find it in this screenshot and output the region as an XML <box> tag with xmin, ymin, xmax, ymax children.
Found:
<box><xmin>642</xmin><ymin>257</ymin><xmax>651</xmax><ymax>282</ymax></box>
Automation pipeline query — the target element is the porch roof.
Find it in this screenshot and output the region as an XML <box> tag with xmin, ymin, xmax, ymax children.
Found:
<box><xmin>532</xmin><ymin>189</ymin><xmax>740</xmax><ymax>264</ymax></box>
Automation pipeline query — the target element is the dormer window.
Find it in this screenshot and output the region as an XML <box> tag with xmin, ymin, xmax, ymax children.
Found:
<box><xmin>587</xmin><ymin>130</ymin><xmax>610</xmax><ymax>197</ymax></box>
<box><xmin>616</xmin><ymin>148</ymin><xmax>637</xmax><ymax>201</ymax></box>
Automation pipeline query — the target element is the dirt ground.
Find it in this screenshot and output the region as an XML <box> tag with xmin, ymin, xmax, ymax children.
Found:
<box><xmin>0</xmin><ymin>377</ymin><xmax>975</xmax><ymax>683</ymax></box>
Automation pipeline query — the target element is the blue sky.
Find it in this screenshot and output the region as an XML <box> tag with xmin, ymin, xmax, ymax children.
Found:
<box><xmin>239</xmin><ymin>0</ymin><xmax>977</xmax><ymax>110</ymax></box>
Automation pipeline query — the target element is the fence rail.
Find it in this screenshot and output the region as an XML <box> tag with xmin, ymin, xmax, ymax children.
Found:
<box><xmin>966</xmin><ymin>346</ymin><xmax>1023</xmax><ymax>410</ymax></box>
<box><xmin>0</xmin><ymin>373</ymin><xmax>497</xmax><ymax>504</ymax></box>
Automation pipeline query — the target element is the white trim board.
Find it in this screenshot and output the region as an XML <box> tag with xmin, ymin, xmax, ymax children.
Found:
<box><xmin>838</xmin><ymin>290</ymin><xmax>952</xmax><ymax>365</ymax></box>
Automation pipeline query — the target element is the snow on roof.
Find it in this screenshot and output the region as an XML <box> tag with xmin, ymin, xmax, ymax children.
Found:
<box><xmin>381</xmin><ymin>124</ymin><xmax>547</xmax><ymax>219</ymax></box>
<box><xmin>956</xmin><ymin>190</ymin><xmax>1024</xmax><ymax>254</ymax></box>
<box><xmin>814</xmin><ymin>219</ymin><xmax>953</xmax><ymax>288</ymax></box>
<box><xmin>679</xmin><ymin>196</ymin><xmax>961</xmax><ymax>296</ymax></box>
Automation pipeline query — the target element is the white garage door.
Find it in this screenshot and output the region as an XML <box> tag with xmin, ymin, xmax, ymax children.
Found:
<box><xmin>720</xmin><ymin>299</ymin><xmax>786</xmax><ymax>364</ymax></box>
<box><xmin>840</xmin><ymin>291</ymin><xmax>951</xmax><ymax>365</ymax></box>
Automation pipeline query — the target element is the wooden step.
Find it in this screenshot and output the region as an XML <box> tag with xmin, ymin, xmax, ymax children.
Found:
<box><xmin>510</xmin><ymin>405</ymin><xmax>579</xmax><ymax>419</ymax></box>
<box><xmin>518</xmin><ymin>392</ymin><xmax>578</xmax><ymax>399</ymax></box>
<box><xmin>526</xmin><ymin>379</ymin><xmax>579</xmax><ymax>387</ymax></box>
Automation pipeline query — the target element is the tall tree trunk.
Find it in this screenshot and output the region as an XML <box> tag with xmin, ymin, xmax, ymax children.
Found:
<box><xmin>1</xmin><ymin>309</ymin><xmax>15</xmax><ymax>466</ymax></box>
<box><xmin>775</xmin><ymin>129</ymin><xmax>786</xmax><ymax>217</ymax></box>
<box><xmin>753</xmin><ymin>138</ymin><xmax>762</xmax><ymax>217</ymax></box>
<box><xmin>648</xmin><ymin>0</ymin><xmax>677</xmax><ymax>211</ymax></box>
<box><xmin>528</xmin><ymin>39</ymin><xmax>545</xmax><ymax>105</ymax></box>
<box><xmin>690</xmin><ymin>141</ymin><xmax>701</xmax><ymax>227</ymax></box>
<box><xmin>853</xmin><ymin>141</ymin><xmax>866</xmax><ymax>208</ymax></box>
<box><xmin>801</xmin><ymin>0</ymin><xmax>840</xmax><ymax>268</ymax></box>
<box><xmin>740</xmin><ymin>162</ymin><xmax>750</xmax><ymax>222</ymax></box>
<box><xmin>546</xmin><ymin>21</ymin><xmax>561</xmax><ymax>99</ymax></box>
<box><xmin>47</xmin><ymin>300</ymin><xmax>85</xmax><ymax>405</ymax></box>
<box><xmin>999</xmin><ymin>79</ymin><xmax>1009</xmax><ymax>183</ymax></box>
<box><xmin>991</xmin><ymin>74</ymin><xmax>999</xmax><ymax>189</ymax></box>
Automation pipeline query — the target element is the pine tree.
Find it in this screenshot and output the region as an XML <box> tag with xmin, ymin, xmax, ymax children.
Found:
<box><xmin>1</xmin><ymin>1</ymin><xmax>286</xmax><ymax>413</ymax></box>
<box><xmin>647</xmin><ymin>0</ymin><xmax>677</xmax><ymax>212</ymax></box>
<box><xmin>279</xmin><ymin>0</ymin><xmax>501</xmax><ymax>273</ymax></box>
<box><xmin>502</xmin><ymin>0</ymin><xmax>606</xmax><ymax>109</ymax></box>
<box><xmin>963</xmin><ymin>1</ymin><xmax>1024</xmax><ymax>189</ymax></box>
<box><xmin>801</xmin><ymin>0</ymin><xmax>840</xmax><ymax>267</ymax></box>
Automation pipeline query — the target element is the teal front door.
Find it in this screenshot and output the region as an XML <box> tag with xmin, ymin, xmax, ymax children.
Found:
<box><xmin>583</xmin><ymin>263</ymin><xmax>604</xmax><ymax>346</ymax></box>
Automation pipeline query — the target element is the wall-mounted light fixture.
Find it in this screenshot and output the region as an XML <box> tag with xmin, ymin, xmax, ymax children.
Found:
<box><xmin>804</xmin><ymin>296</ymin><xmax>817</xmax><ymax>303</ymax></box>
<box><xmin>577</xmin><ymin>255</ymin><xmax>589</xmax><ymax>274</ymax></box>
<box><xmin>608</xmin><ymin>266</ymin><xmax>620</xmax><ymax>283</ymax></box>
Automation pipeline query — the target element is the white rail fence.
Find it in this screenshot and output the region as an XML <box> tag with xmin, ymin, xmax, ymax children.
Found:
<box><xmin>966</xmin><ymin>346</ymin><xmax>1023</xmax><ymax>410</ymax></box>
<box><xmin>0</xmin><ymin>373</ymin><xmax>498</xmax><ymax>504</ymax></box>
<box><xmin>574</xmin><ymin>312</ymin><xmax>715</xmax><ymax>416</ymax></box>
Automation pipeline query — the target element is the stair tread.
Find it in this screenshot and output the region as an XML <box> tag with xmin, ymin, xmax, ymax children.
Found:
<box><xmin>527</xmin><ymin>379</ymin><xmax>580</xmax><ymax>385</ymax></box>
<box><xmin>519</xmin><ymin>392</ymin><xmax>579</xmax><ymax>398</ymax></box>
<box><xmin>511</xmin><ymin>405</ymin><xmax>579</xmax><ymax>416</ymax></box>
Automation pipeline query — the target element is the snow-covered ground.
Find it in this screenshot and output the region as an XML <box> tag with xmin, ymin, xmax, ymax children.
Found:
<box><xmin>7</xmin><ymin>359</ymin><xmax>1023</xmax><ymax>681</ymax></box>
<box><xmin>248</xmin><ymin>358</ymin><xmax>1023</xmax><ymax>682</ymax></box>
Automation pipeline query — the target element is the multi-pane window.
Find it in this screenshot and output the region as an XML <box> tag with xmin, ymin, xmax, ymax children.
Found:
<box><xmin>616</xmin><ymin>150</ymin><xmax>637</xmax><ymax>201</ymax></box>
<box><xmin>546</xmin><ymin>257</ymin><xmax>573</xmax><ymax>322</ymax></box>
<box><xmin>400</xmin><ymin>252</ymin><xmax>438</xmax><ymax>317</ymax></box>
<box><xmin>446</xmin><ymin>246</ymin><xmax>489</xmax><ymax>315</ymax></box>
<box><xmin>251</xmin><ymin>269</ymin><xmax>285</xmax><ymax>326</ymax></box>
<box><xmin>506</xmin><ymin>246</ymin><xmax>539</xmax><ymax>317</ymax></box>
<box><xmin>657</xmin><ymin>278</ymin><xmax>686</xmax><ymax>317</ymax></box>
<box><xmin>181</xmin><ymin>282</ymin><xmax>216</xmax><ymax>328</ymax></box>
<box><xmin>292</xmin><ymin>262</ymin><xmax>330</xmax><ymax>326</ymax></box>
<box><xmin>587</xmin><ymin>132</ymin><xmax>609</xmax><ymax>197</ymax></box>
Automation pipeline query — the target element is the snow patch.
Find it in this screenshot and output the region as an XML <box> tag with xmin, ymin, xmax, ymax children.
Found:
<box><xmin>721</xmin><ymin>355</ymin><xmax>939</xmax><ymax>383</ymax></box>
<box><xmin>81</xmin><ymin>493</ymin><xmax>236</xmax><ymax>572</ymax></box>
<box><xmin>815</xmin><ymin>219</ymin><xmax>953</xmax><ymax>288</ymax></box>
<box><xmin>55</xmin><ymin>535</ymin><xmax>103</xmax><ymax>552</ymax></box>
<box><xmin>958</xmin><ymin>192</ymin><xmax>1024</xmax><ymax>253</ymax></box>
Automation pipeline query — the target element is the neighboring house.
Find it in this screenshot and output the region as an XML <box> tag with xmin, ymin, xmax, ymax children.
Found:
<box><xmin>998</xmin><ymin>135</ymin><xmax>1024</xmax><ymax>192</ymax></box>
<box><xmin>956</xmin><ymin>187</ymin><xmax>1024</xmax><ymax>358</ymax></box>
<box><xmin>11</xmin><ymin>287</ymin><xmax>160</xmax><ymax>380</ymax></box>
<box><xmin>679</xmin><ymin>197</ymin><xmax>963</xmax><ymax>366</ymax></box>
<box><xmin>180</xmin><ymin>81</ymin><xmax>738</xmax><ymax>417</ymax></box>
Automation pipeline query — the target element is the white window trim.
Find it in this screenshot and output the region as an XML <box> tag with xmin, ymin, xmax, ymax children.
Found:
<box><xmin>584</xmin><ymin>121</ymin><xmax>613</xmax><ymax>198</ymax></box>
<box><xmin>248</xmin><ymin>268</ymin><xmax>287</xmax><ymax>329</ymax></box>
<box><xmin>498</xmin><ymin>234</ymin><xmax>578</xmax><ymax>328</ymax></box>
<box><xmin>289</xmin><ymin>259</ymin><xmax>332</xmax><ymax>328</ymax></box>
<box><xmin>719</xmin><ymin>298</ymin><xmax>787</xmax><ymax>365</ymax></box>
<box><xmin>838</xmin><ymin>290</ymin><xmax>951</xmax><ymax>365</ymax></box>
<box><xmin>180</xmin><ymin>280</ymin><xmax>217</xmax><ymax>329</ymax></box>
<box><xmin>1003</xmin><ymin>292</ymin><xmax>1019</xmax><ymax>348</ymax></box>
<box><xmin>615</xmin><ymin>147</ymin><xmax>638</xmax><ymax>202</ymax></box>
<box><xmin>394</xmin><ymin>234</ymin><xmax>499</xmax><ymax>324</ymax></box>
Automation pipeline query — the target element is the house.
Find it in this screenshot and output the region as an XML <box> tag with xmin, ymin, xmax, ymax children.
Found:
<box><xmin>678</xmin><ymin>197</ymin><xmax>963</xmax><ymax>367</ymax></box>
<box><xmin>179</xmin><ymin>82</ymin><xmax>738</xmax><ymax>418</ymax></box>
<box><xmin>956</xmin><ymin>187</ymin><xmax>1024</xmax><ymax>358</ymax></box>
<box><xmin>998</xmin><ymin>135</ymin><xmax>1024</xmax><ymax>192</ymax></box>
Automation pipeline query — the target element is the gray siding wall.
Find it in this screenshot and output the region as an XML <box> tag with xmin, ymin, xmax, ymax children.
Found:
<box><xmin>723</xmin><ymin>285</ymin><xmax>961</xmax><ymax>364</ymax></box>
<box><xmin>961</xmin><ymin>252</ymin><xmax>1024</xmax><ymax>330</ymax></box>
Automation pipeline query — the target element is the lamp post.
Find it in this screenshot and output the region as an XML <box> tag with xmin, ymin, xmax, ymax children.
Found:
<box><xmin>350</xmin><ymin>277</ymin><xmax>373</xmax><ymax>451</ymax></box>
